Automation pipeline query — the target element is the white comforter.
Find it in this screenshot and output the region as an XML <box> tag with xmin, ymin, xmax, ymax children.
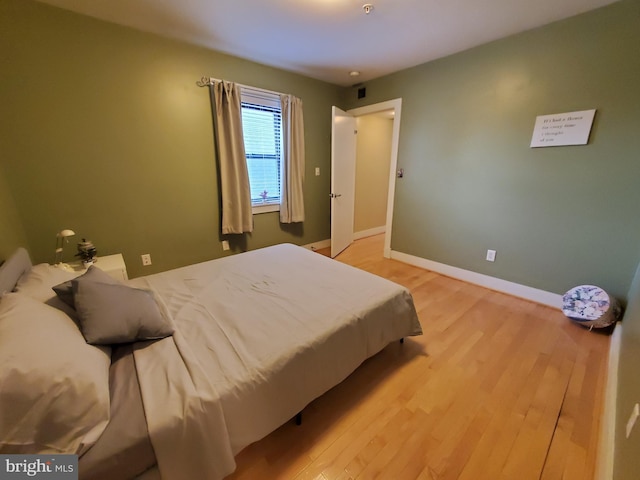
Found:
<box><xmin>129</xmin><ymin>244</ymin><xmax>422</xmax><ymax>479</ymax></box>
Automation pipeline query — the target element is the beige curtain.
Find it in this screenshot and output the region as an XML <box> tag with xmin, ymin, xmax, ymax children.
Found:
<box><xmin>209</xmin><ymin>81</ymin><xmax>253</xmax><ymax>234</ymax></box>
<box><xmin>279</xmin><ymin>95</ymin><xmax>305</xmax><ymax>223</ymax></box>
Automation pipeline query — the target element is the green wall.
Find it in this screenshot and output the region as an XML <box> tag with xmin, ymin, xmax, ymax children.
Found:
<box><xmin>0</xmin><ymin>164</ymin><xmax>28</xmax><ymax>261</ymax></box>
<box><xmin>616</xmin><ymin>265</ymin><xmax>640</xmax><ymax>479</ymax></box>
<box><xmin>0</xmin><ymin>0</ymin><xmax>340</xmax><ymax>277</ymax></box>
<box><xmin>343</xmin><ymin>0</ymin><xmax>640</xmax><ymax>302</ymax></box>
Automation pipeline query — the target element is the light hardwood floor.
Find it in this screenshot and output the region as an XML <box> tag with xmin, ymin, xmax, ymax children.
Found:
<box><xmin>227</xmin><ymin>235</ymin><xmax>610</xmax><ymax>480</ymax></box>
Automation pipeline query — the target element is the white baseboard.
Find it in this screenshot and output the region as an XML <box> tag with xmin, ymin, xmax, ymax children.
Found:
<box><xmin>390</xmin><ymin>250</ymin><xmax>563</xmax><ymax>308</ymax></box>
<box><xmin>354</xmin><ymin>226</ymin><xmax>386</xmax><ymax>240</ymax></box>
<box><xmin>595</xmin><ymin>322</ymin><xmax>621</xmax><ymax>480</ymax></box>
<box><xmin>302</xmin><ymin>239</ymin><xmax>331</xmax><ymax>252</ymax></box>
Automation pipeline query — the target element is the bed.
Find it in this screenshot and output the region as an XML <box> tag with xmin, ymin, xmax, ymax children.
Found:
<box><xmin>0</xmin><ymin>243</ymin><xmax>422</xmax><ymax>479</ymax></box>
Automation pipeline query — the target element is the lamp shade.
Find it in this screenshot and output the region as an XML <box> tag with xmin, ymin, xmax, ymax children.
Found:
<box><xmin>57</xmin><ymin>229</ymin><xmax>75</xmax><ymax>238</ymax></box>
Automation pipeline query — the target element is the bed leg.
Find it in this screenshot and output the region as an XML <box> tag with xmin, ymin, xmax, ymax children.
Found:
<box><xmin>400</xmin><ymin>338</ymin><xmax>404</xmax><ymax>344</ymax></box>
<box><xmin>295</xmin><ymin>412</ymin><xmax>302</xmax><ymax>426</ymax></box>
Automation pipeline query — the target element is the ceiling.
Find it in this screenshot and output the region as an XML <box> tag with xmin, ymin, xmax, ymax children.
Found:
<box><xmin>36</xmin><ymin>0</ymin><xmax>618</xmax><ymax>86</ymax></box>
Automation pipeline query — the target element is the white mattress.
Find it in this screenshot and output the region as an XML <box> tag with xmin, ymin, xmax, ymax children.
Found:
<box><xmin>129</xmin><ymin>243</ymin><xmax>422</xmax><ymax>479</ymax></box>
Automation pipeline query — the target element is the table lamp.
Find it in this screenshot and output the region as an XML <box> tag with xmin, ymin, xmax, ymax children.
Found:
<box><xmin>55</xmin><ymin>229</ymin><xmax>75</xmax><ymax>264</ymax></box>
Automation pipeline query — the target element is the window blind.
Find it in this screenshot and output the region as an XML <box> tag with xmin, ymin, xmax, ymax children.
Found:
<box><xmin>240</xmin><ymin>89</ymin><xmax>282</xmax><ymax>205</ymax></box>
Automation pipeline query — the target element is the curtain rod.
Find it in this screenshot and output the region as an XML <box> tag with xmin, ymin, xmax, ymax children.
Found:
<box><xmin>196</xmin><ymin>76</ymin><xmax>286</xmax><ymax>98</ymax></box>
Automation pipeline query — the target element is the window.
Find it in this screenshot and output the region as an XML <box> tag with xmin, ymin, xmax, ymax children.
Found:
<box><xmin>240</xmin><ymin>88</ymin><xmax>282</xmax><ymax>213</ymax></box>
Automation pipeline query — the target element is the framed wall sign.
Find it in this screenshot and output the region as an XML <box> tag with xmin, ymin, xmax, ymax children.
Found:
<box><xmin>530</xmin><ymin>109</ymin><xmax>596</xmax><ymax>148</ymax></box>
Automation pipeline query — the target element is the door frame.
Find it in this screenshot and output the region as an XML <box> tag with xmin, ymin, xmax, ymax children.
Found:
<box><xmin>348</xmin><ymin>98</ymin><xmax>402</xmax><ymax>258</ymax></box>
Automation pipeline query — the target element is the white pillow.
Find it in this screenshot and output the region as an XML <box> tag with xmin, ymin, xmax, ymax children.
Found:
<box><xmin>0</xmin><ymin>247</ymin><xmax>31</xmax><ymax>296</ymax></box>
<box><xmin>14</xmin><ymin>263</ymin><xmax>82</xmax><ymax>319</ymax></box>
<box><xmin>14</xmin><ymin>263</ymin><xmax>80</xmax><ymax>302</ymax></box>
<box><xmin>0</xmin><ymin>293</ymin><xmax>111</xmax><ymax>454</ymax></box>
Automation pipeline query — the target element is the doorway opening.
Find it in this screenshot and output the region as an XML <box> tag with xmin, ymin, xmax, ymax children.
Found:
<box><xmin>353</xmin><ymin>109</ymin><xmax>394</xmax><ymax>257</ymax></box>
<box><xmin>330</xmin><ymin>99</ymin><xmax>402</xmax><ymax>259</ymax></box>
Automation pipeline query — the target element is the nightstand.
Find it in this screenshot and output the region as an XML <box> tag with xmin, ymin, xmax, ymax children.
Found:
<box><xmin>69</xmin><ymin>254</ymin><xmax>128</xmax><ymax>281</ymax></box>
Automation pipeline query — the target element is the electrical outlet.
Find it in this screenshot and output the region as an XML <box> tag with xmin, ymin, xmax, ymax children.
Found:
<box><xmin>626</xmin><ymin>403</ymin><xmax>639</xmax><ymax>438</ymax></box>
<box><xmin>315</xmin><ymin>167</ymin><xmax>320</xmax><ymax>176</ymax></box>
<box><xmin>141</xmin><ymin>254</ymin><xmax>152</xmax><ymax>266</ymax></box>
<box><xmin>222</xmin><ymin>240</ymin><xmax>230</xmax><ymax>251</ymax></box>
<box><xmin>486</xmin><ymin>249</ymin><xmax>496</xmax><ymax>262</ymax></box>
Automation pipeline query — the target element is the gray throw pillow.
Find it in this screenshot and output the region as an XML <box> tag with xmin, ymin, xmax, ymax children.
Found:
<box><xmin>53</xmin><ymin>266</ymin><xmax>119</xmax><ymax>309</ymax></box>
<box><xmin>73</xmin><ymin>279</ymin><xmax>174</xmax><ymax>345</ymax></box>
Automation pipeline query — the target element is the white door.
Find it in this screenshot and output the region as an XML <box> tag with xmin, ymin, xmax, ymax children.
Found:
<box><xmin>330</xmin><ymin>106</ymin><xmax>357</xmax><ymax>258</ymax></box>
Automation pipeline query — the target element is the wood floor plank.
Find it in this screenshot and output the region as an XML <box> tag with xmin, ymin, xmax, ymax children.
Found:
<box><xmin>227</xmin><ymin>235</ymin><xmax>609</xmax><ymax>480</ymax></box>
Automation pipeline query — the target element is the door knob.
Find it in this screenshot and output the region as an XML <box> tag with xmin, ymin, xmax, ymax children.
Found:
<box><xmin>329</xmin><ymin>193</ymin><xmax>342</xmax><ymax>198</ymax></box>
